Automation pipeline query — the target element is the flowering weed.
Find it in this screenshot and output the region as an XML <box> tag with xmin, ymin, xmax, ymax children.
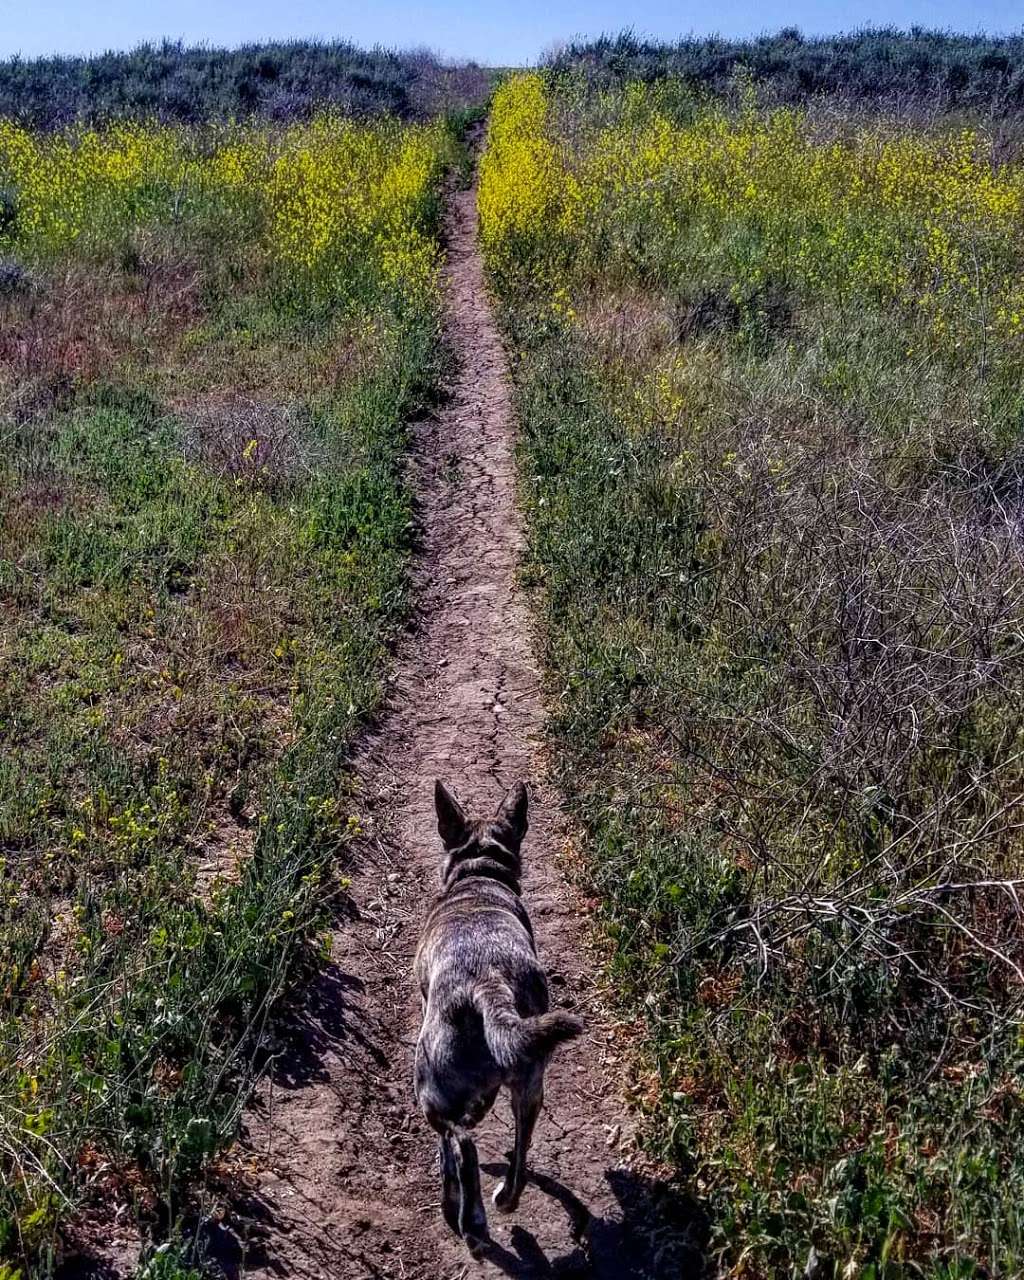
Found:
<box><xmin>0</xmin><ymin>108</ymin><xmax>460</xmax><ymax>1275</ymax></box>
<box><xmin>483</xmin><ymin>73</ymin><xmax>1024</xmax><ymax>1278</ymax></box>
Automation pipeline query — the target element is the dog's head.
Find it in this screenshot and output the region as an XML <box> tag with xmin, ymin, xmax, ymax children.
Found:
<box><xmin>434</xmin><ymin>779</ymin><xmax>528</xmax><ymax>888</ymax></box>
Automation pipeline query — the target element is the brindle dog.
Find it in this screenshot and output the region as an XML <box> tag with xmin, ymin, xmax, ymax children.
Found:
<box><xmin>413</xmin><ymin>780</ymin><xmax>583</xmax><ymax>1255</ymax></box>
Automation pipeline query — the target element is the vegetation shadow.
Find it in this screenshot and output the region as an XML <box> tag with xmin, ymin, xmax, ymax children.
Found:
<box><xmin>255</xmin><ymin>899</ymin><xmax>387</xmax><ymax>1091</ymax></box>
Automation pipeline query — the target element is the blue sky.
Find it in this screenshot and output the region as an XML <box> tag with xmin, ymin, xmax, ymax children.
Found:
<box><xmin>3</xmin><ymin>1</ymin><xmax>1022</xmax><ymax>65</ymax></box>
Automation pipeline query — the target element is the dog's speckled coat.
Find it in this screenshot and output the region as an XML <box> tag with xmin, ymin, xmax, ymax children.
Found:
<box><xmin>414</xmin><ymin>781</ymin><xmax>583</xmax><ymax>1254</ymax></box>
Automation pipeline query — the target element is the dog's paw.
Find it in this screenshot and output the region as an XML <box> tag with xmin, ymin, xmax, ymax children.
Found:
<box><xmin>464</xmin><ymin>1230</ymin><xmax>487</xmax><ymax>1259</ymax></box>
<box><xmin>492</xmin><ymin>1179</ymin><xmax>520</xmax><ymax>1214</ymax></box>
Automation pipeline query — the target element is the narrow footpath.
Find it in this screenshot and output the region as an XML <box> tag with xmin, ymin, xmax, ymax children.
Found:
<box><xmin>235</xmin><ymin>161</ymin><xmax>697</xmax><ymax>1280</ymax></box>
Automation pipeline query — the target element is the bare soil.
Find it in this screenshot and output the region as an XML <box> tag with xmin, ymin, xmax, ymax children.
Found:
<box><xmin>217</xmin><ymin>174</ymin><xmax>703</xmax><ymax>1279</ymax></box>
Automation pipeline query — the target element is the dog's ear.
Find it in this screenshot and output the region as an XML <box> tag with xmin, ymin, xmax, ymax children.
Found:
<box><xmin>495</xmin><ymin>781</ymin><xmax>528</xmax><ymax>844</ymax></box>
<box><xmin>435</xmin><ymin>780</ymin><xmax>469</xmax><ymax>848</ymax></box>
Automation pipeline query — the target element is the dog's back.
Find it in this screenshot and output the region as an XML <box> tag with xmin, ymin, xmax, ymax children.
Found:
<box><xmin>413</xmin><ymin>781</ymin><xmax>582</xmax><ymax>1253</ymax></box>
<box><xmin>415</xmin><ymin>871</ymin><xmax>577</xmax><ymax>1125</ymax></box>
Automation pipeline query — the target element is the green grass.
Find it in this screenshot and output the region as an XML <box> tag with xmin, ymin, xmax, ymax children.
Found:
<box><xmin>505</xmin><ymin>292</ymin><xmax>1024</xmax><ymax>1280</ymax></box>
<box><xmin>0</xmin><ymin>115</ymin><xmax>461</xmax><ymax>1276</ymax></box>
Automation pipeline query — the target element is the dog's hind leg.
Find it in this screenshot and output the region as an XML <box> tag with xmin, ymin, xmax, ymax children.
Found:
<box><xmin>493</xmin><ymin>1064</ymin><xmax>543</xmax><ymax>1214</ymax></box>
<box><xmin>455</xmin><ymin>1134</ymin><xmax>488</xmax><ymax>1256</ymax></box>
<box><xmin>439</xmin><ymin>1131</ymin><xmax>461</xmax><ymax>1237</ymax></box>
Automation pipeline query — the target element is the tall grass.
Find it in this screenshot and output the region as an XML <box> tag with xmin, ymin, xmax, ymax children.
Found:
<box><xmin>0</xmin><ymin>112</ymin><xmax>459</xmax><ymax>1275</ymax></box>
<box><xmin>482</xmin><ymin>72</ymin><xmax>1024</xmax><ymax>1278</ymax></box>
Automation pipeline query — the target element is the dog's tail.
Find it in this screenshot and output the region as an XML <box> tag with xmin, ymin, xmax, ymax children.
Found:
<box><xmin>472</xmin><ymin>978</ymin><xmax>583</xmax><ymax>1070</ymax></box>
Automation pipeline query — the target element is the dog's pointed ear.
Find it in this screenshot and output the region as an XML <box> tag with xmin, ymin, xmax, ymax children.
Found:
<box><xmin>435</xmin><ymin>780</ymin><xmax>469</xmax><ymax>848</ymax></box>
<box><xmin>495</xmin><ymin>780</ymin><xmax>528</xmax><ymax>844</ymax></box>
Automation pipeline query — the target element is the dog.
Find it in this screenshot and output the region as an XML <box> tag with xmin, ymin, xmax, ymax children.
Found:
<box><xmin>413</xmin><ymin>779</ymin><xmax>583</xmax><ymax>1255</ymax></box>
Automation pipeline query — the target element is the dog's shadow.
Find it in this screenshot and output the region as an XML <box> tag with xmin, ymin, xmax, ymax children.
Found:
<box><xmin>477</xmin><ymin>1160</ymin><xmax>707</xmax><ymax>1278</ymax></box>
<box><xmin>197</xmin><ymin>1160</ymin><xmax>706</xmax><ymax>1280</ymax></box>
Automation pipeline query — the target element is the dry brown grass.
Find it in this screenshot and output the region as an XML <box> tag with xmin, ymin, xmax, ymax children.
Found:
<box><xmin>180</xmin><ymin>394</ymin><xmax>327</xmax><ymax>486</ymax></box>
<box><xmin>576</xmin><ymin>285</ymin><xmax>678</xmax><ymax>365</ymax></box>
<box><xmin>0</xmin><ymin>253</ymin><xmax>204</xmax><ymax>417</ymax></box>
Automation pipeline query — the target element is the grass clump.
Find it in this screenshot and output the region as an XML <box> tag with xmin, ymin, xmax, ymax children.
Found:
<box><xmin>482</xmin><ymin>72</ymin><xmax>1024</xmax><ymax>1278</ymax></box>
<box><xmin>0</xmin><ymin>109</ymin><xmax>460</xmax><ymax>1275</ymax></box>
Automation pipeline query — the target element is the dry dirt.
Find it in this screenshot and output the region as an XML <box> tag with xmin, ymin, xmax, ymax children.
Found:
<box><xmin>213</xmin><ymin>172</ymin><xmax>702</xmax><ymax>1279</ymax></box>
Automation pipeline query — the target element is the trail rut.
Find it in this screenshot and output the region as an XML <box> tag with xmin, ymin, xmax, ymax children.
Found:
<box><xmin>230</xmin><ymin>172</ymin><xmax>698</xmax><ymax>1280</ymax></box>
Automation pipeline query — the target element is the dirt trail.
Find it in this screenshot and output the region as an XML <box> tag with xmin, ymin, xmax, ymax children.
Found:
<box><xmin>229</xmin><ymin>172</ymin><xmax>698</xmax><ymax>1280</ymax></box>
